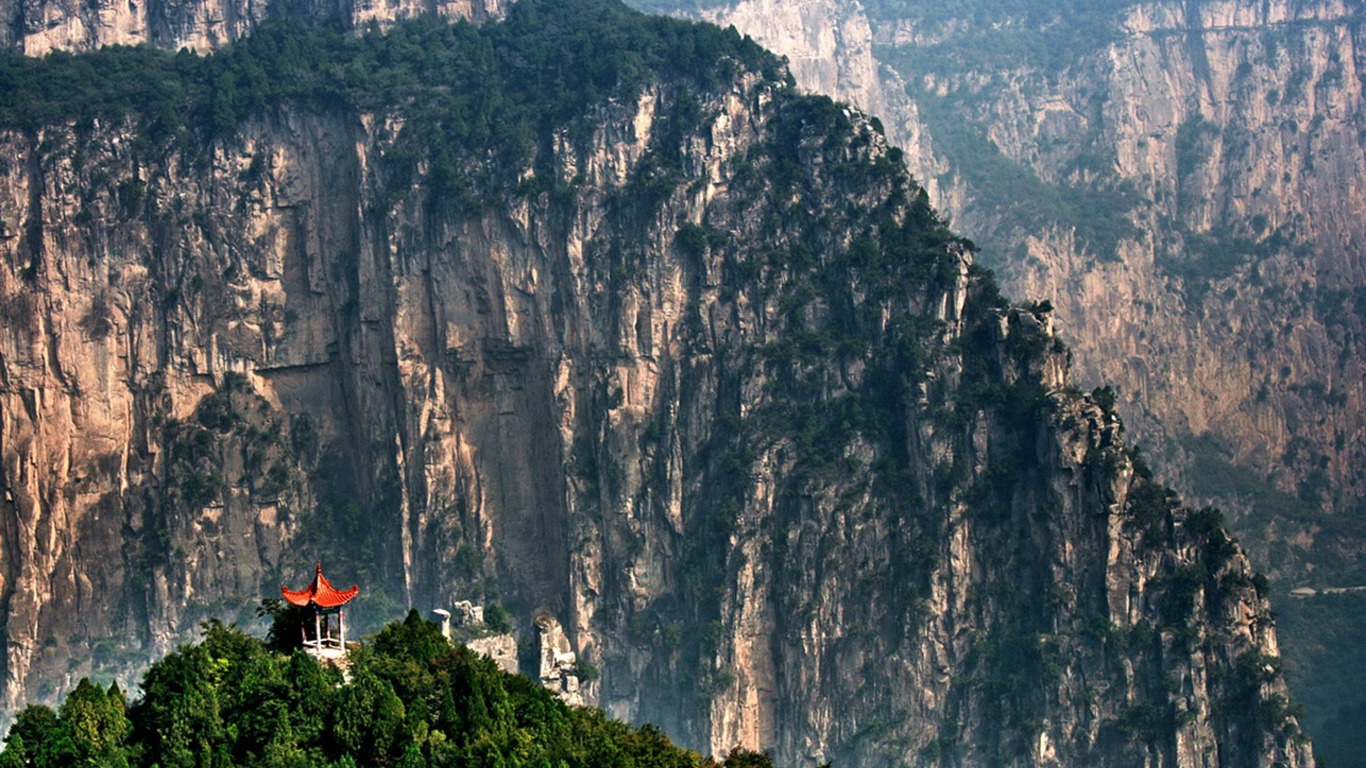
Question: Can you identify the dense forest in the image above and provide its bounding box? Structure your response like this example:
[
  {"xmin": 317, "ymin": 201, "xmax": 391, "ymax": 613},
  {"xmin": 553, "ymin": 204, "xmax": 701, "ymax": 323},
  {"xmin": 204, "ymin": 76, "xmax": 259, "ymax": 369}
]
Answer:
[{"xmin": 0, "ymin": 613, "xmax": 787, "ymax": 768}]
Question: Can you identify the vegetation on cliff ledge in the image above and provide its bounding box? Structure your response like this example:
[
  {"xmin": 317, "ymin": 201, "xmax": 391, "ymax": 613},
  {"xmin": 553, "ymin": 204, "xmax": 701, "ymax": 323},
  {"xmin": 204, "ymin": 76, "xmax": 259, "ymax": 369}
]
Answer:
[
  {"xmin": 0, "ymin": 0, "xmax": 785, "ymax": 197},
  {"xmin": 0, "ymin": 612, "xmax": 781, "ymax": 768}
]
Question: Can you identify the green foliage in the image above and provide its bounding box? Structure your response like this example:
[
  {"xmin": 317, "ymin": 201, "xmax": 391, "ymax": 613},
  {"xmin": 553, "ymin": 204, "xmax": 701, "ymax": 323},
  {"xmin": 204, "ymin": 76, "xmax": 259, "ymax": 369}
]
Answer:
[
  {"xmin": 3, "ymin": 705, "xmax": 58, "ymax": 767},
  {"xmin": 572, "ymin": 659, "xmax": 601, "ymax": 683},
  {"xmin": 675, "ymin": 222, "xmax": 710, "ymax": 260},
  {"xmin": 2, "ymin": 616, "xmax": 780, "ymax": 768},
  {"xmin": 1157, "ymin": 566, "xmax": 1204, "ymax": 625},
  {"xmin": 1090, "ymin": 385, "xmax": 1117, "ymax": 414},
  {"xmin": 257, "ymin": 597, "xmax": 314, "ymax": 654},
  {"xmin": 1217, "ymin": 652, "xmax": 1305, "ymax": 740},
  {"xmin": 1174, "ymin": 115, "xmax": 1217, "ymax": 179},
  {"xmin": 163, "ymin": 417, "xmax": 226, "ymax": 508},
  {"xmin": 371, "ymin": 609, "xmax": 453, "ymax": 666},
  {"xmin": 1111, "ymin": 702, "xmax": 1184, "ymax": 740},
  {"xmin": 1181, "ymin": 432, "xmax": 1366, "ymax": 583},
  {"xmin": 43, "ymin": 679, "xmax": 132, "ymax": 768},
  {"xmin": 628, "ymin": 0, "xmax": 743, "ymax": 13},
  {"xmin": 1125, "ymin": 479, "xmax": 1177, "ymax": 536},
  {"xmin": 0, "ymin": 684, "xmax": 132, "ymax": 768},
  {"xmin": 0, "ymin": 0, "xmax": 781, "ymax": 202},
  {"xmin": 715, "ymin": 750, "xmax": 776, "ymax": 768},
  {"xmin": 866, "ymin": 0, "xmax": 1136, "ymax": 70},
  {"xmin": 483, "ymin": 604, "xmax": 515, "ymax": 634},
  {"xmin": 863, "ymin": 2, "xmax": 1148, "ymax": 273},
  {"xmin": 1156, "ymin": 225, "xmax": 1285, "ymax": 305}
]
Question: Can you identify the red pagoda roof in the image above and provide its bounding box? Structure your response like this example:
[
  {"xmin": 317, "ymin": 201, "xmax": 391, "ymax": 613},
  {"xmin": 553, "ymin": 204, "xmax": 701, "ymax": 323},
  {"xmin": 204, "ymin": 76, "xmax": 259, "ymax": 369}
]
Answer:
[{"xmin": 282, "ymin": 563, "xmax": 359, "ymax": 609}]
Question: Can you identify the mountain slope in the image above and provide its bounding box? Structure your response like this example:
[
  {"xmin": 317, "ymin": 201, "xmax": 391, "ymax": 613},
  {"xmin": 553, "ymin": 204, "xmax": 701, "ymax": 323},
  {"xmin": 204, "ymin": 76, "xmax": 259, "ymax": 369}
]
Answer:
[
  {"xmin": 626, "ymin": 0, "xmax": 1365, "ymax": 760},
  {"xmin": 0, "ymin": 1, "xmax": 1313, "ymax": 765},
  {"xmin": 643, "ymin": 0, "xmax": 1366, "ymax": 590}
]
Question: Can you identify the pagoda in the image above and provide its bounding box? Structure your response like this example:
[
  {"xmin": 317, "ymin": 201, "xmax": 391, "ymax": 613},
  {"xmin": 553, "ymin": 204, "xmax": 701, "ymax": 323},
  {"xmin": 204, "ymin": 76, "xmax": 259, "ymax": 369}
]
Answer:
[{"xmin": 282, "ymin": 563, "xmax": 359, "ymax": 659}]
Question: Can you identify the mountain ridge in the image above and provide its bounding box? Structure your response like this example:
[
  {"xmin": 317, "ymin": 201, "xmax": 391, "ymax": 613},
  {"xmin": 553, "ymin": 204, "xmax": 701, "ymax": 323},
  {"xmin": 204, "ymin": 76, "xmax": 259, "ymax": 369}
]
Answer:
[{"xmin": 628, "ymin": 0, "xmax": 1364, "ymax": 760}]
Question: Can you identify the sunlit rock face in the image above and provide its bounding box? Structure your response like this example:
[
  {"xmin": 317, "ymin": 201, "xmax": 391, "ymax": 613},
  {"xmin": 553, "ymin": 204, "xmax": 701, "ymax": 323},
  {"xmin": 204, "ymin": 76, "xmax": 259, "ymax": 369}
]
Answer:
[{"xmin": 0, "ymin": 0, "xmax": 510, "ymax": 53}]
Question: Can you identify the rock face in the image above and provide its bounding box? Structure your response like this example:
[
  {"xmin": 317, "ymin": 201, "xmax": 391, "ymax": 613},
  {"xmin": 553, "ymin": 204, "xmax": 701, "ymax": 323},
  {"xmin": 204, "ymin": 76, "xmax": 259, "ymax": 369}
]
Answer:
[
  {"xmin": 686, "ymin": 0, "xmax": 941, "ymax": 199},
  {"xmin": 0, "ymin": 2, "xmax": 1314, "ymax": 766},
  {"xmin": 464, "ymin": 634, "xmax": 518, "ymax": 674},
  {"xmin": 0, "ymin": 0, "xmax": 509, "ymax": 53},
  {"xmin": 440, "ymin": 600, "xmax": 518, "ymax": 673},
  {"xmin": 637, "ymin": 0, "xmax": 1366, "ymax": 754},
  {"xmin": 658, "ymin": 0, "xmax": 1366, "ymax": 589},
  {"xmin": 535, "ymin": 614, "xmax": 585, "ymax": 707}
]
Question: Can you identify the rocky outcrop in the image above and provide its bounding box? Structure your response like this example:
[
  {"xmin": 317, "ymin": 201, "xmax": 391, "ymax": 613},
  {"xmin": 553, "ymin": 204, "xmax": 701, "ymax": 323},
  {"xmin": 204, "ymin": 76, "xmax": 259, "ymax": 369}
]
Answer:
[
  {"xmin": 964, "ymin": 0, "xmax": 1366, "ymax": 542},
  {"xmin": 655, "ymin": 1, "xmax": 1363, "ymax": 753},
  {"xmin": 435, "ymin": 602, "xmax": 519, "ymax": 673},
  {"xmin": 695, "ymin": 0, "xmax": 886, "ymax": 128},
  {"xmin": 535, "ymin": 613, "xmax": 586, "ymax": 707},
  {"xmin": 687, "ymin": 0, "xmax": 943, "ymax": 200},
  {"xmin": 465, "ymin": 634, "xmax": 518, "ymax": 674},
  {"xmin": 3, "ymin": 0, "xmax": 1359, "ymax": 595},
  {"xmin": 0, "ymin": 3, "xmax": 1314, "ymax": 765}
]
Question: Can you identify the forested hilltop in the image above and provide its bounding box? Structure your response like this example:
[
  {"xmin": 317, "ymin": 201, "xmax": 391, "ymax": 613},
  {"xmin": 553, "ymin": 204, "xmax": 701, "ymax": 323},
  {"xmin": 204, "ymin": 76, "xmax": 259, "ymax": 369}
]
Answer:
[{"xmin": 0, "ymin": 613, "xmax": 780, "ymax": 768}]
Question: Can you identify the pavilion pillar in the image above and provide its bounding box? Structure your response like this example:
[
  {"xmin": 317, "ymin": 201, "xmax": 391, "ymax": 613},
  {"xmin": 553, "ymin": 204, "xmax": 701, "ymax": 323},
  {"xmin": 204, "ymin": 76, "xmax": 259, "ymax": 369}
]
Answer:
[
  {"xmin": 314, "ymin": 611, "xmax": 322, "ymax": 650},
  {"xmin": 340, "ymin": 610, "xmax": 346, "ymax": 648}
]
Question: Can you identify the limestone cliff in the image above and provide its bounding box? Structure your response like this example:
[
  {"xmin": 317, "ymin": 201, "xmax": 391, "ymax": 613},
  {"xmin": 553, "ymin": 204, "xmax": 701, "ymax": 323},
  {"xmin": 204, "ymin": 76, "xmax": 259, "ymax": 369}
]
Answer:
[
  {"xmin": 0, "ymin": 0, "xmax": 509, "ymax": 53},
  {"xmin": 639, "ymin": 0, "xmax": 1365, "ymax": 756},
  {"xmin": 653, "ymin": 0, "xmax": 1366, "ymax": 590},
  {"xmin": 0, "ymin": 1, "xmax": 1314, "ymax": 765}
]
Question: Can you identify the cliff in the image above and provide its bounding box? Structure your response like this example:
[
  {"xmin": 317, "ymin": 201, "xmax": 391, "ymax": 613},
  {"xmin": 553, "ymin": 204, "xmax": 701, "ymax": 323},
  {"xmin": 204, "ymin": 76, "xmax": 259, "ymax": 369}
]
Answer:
[
  {"xmin": 897, "ymin": 0, "xmax": 1366, "ymax": 580},
  {"xmin": 0, "ymin": 0, "xmax": 509, "ymax": 53},
  {"xmin": 0, "ymin": 0, "xmax": 1313, "ymax": 765},
  {"xmin": 654, "ymin": 0, "xmax": 1366, "ymax": 588},
  {"xmin": 634, "ymin": 0, "xmax": 1365, "ymax": 758}
]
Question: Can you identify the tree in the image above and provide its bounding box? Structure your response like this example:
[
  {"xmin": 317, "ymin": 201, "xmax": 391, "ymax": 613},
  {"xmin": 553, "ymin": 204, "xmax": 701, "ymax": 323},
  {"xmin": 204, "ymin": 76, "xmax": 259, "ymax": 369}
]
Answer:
[
  {"xmin": 483, "ymin": 604, "xmax": 514, "ymax": 634},
  {"xmin": 395, "ymin": 742, "xmax": 428, "ymax": 768},
  {"xmin": 44, "ymin": 679, "xmax": 132, "ymax": 767},
  {"xmin": 132, "ymin": 643, "xmax": 227, "ymax": 768},
  {"xmin": 371, "ymin": 610, "xmax": 450, "ymax": 665},
  {"xmin": 258, "ymin": 597, "xmax": 313, "ymax": 654},
  {"xmin": 719, "ymin": 748, "xmax": 777, "ymax": 768},
  {"xmin": 333, "ymin": 667, "xmax": 406, "ymax": 763},
  {"xmin": 0, "ymin": 705, "xmax": 58, "ymax": 767}
]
